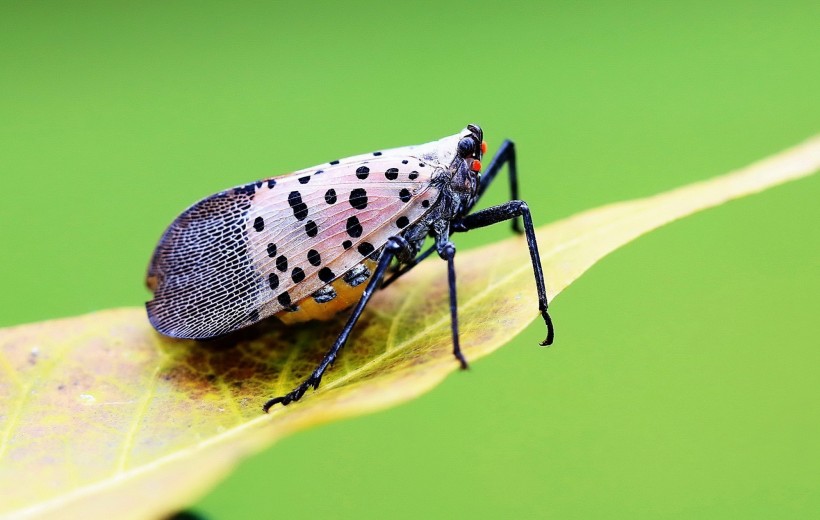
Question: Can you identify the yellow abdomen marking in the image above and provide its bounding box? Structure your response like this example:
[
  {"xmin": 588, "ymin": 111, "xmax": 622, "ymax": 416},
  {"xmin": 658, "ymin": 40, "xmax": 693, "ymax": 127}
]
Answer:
[{"xmin": 276, "ymin": 260, "xmax": 377, "ymax": 325}]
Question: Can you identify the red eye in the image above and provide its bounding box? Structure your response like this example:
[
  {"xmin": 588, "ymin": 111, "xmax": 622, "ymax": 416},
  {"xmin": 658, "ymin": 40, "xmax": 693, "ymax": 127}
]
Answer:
[{"xmin": 471, "ymin": 160, "xmax": 482, "ymax": 172}]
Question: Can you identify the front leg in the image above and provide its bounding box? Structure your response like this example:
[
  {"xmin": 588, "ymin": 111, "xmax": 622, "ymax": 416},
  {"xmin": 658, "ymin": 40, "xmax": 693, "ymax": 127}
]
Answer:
[{"xmin": 453, "ymin": 200, "xmax": 555, "ymax": 346}]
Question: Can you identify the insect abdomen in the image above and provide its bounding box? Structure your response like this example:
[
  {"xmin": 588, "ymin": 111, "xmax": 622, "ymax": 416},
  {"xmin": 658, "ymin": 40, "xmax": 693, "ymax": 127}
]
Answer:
[{"xmin": 276, "ymin": 260, "xmax": 377, "ymax": 325}]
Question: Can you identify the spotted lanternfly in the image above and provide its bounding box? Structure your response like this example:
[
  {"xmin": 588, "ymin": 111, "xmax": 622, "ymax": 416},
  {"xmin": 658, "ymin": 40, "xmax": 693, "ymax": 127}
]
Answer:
[{"xmin": 146, "ymin": 124, "xmax": 555, "ymax": 411}]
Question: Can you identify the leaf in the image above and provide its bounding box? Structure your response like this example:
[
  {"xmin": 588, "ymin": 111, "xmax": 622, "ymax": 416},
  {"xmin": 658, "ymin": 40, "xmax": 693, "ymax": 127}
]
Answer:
[{"xmin": 1, "ymin": 136, "xmax": 819, "ymax": 520}]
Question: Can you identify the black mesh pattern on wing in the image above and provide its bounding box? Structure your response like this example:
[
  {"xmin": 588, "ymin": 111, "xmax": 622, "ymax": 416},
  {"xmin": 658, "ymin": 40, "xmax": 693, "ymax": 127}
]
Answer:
[{"xmin": 146, "ymin": 190, "xmax": 260, "ymax": 339}]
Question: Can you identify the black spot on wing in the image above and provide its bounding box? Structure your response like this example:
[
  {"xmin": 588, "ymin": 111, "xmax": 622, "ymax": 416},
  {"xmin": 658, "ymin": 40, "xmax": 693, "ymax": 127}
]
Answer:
[
  {"xmin": 288, "ymin": 191, "xmax": 309, "ymax": 221},
  {"xmin": 305, "ymin": 220, "xmax": 318, "ymax": 237},
  {"xmin": 349, "ymin": 188, "xmax": 368, "ymax": 210},
  {"xmin": 357, "ymin": 242, "xmax": 375, "ymax": 257},
  {"xmin": 318, "ymin": 267, "xmax": 335, "ymax": 283},
  {"xmin": 233, "ymin": 183, "xmax": 257, "ymax": 196},
  {"xmin": 346, "ymin": 216, "xmax": 363, "ymax": 238},
  {"xmin": 253, "ymin": 216, "xmax": 264, "ymax": 231}
]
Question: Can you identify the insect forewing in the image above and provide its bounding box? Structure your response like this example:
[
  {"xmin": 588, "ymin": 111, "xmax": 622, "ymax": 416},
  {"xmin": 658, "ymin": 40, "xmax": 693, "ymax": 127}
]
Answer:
[{"xmin": 146, "ymin": 156, "xmax": 441, "ymax": 339}]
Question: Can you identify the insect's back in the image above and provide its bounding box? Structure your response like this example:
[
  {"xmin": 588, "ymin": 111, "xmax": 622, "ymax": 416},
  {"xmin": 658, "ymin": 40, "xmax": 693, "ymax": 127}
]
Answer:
[{"xmin": 146, "ymin": 156, "xmax": 441, "ymax": 339}]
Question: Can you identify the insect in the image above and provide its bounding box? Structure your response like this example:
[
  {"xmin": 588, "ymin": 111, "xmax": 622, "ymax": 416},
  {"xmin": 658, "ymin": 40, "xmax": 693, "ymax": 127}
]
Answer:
[{"xmin": 146, "ymin": 124, "xmax": 555, "ymax": 411}]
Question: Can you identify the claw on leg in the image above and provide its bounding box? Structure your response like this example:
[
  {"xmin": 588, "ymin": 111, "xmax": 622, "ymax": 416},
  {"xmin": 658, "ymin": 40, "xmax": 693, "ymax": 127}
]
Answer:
[
  {"xmin": 540, "ymin": 309, "xmax": 555, "ymax": 346},
  {"xmin": 455, "ymin": 352, "xmax": 469, "ymax": 370},
  {"xmin": 263, "ymin": 377, "xmax": 315, "ymax": 412},
  {"xmin": 454, "ymin": 200, "xmax": 556, "ymax": 350},
  {"xmin": 263, "ymin": 383, "xmax": 304, "ymax": 412}
]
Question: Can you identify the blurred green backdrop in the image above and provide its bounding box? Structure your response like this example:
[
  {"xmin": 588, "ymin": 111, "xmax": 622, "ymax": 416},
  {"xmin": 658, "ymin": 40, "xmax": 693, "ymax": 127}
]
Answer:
[{"xmin": 2, "ymin": 1, "xmax": 819, "ymax": 518}]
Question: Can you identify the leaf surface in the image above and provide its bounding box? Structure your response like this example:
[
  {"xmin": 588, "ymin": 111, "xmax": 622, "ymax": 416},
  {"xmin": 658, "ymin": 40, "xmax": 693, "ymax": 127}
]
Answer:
[{"xmin": 1, "ymin": 136, "xmax": 819, "ymax": 520}]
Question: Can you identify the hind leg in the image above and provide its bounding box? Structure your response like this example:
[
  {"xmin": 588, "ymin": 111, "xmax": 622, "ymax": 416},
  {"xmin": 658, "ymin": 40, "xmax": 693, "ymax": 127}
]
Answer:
[{"xmin": 263, "ymin": 236, "xmax": 412, "ymax": 411}]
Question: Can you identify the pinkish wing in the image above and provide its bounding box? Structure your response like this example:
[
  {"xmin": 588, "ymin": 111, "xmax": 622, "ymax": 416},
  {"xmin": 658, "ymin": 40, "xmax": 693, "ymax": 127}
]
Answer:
[{"xmin": 146, "ymin": 156, "xmax": 440, "ymax": 339}]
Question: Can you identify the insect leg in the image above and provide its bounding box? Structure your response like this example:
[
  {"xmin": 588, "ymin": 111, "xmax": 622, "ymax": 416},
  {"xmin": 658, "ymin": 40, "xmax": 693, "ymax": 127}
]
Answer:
[
  {"xmin": 437, "ymin": 240, "xmax": 468, "ymax": 369},
  {"xmin": 263, "ymin": 236, "xmax": 410, "ymax": 412},
  {"xmin": 385, "ymin": 140, "xmax": 524, "ymax": 289},
  {"xmin": 452, "ymin": 200, "xmax": 555, "ymax": 346},
  {"xmin": 477, "ymin": 140, "xmax": 523, "ymax": 233}
]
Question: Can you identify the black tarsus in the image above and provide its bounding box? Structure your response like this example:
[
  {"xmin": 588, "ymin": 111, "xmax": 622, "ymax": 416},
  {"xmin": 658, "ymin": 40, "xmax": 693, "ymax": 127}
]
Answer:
[
  {"xmin": 263, "ymin": 236, "xmax": 410, "ymax": 412},
  {"xmin": 165, "ymin": 511, "xmax": 210, "ymax": 520},
  {"xmin": 453, "ymin": 200, "xmax": 554, "ymax": 346}
]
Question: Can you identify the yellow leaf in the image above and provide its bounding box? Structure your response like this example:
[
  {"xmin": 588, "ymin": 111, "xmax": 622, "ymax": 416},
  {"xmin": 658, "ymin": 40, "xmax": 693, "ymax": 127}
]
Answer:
[{"xmin": 1, "ymin": 136, "xmax": 819, "ymax": 520}]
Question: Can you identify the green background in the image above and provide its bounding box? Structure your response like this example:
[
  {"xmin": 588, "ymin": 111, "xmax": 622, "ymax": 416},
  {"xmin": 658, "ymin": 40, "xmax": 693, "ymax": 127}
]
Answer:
[{"xmin": 2, "ymin": 1, "xmax": 819, "ymax": 518}]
